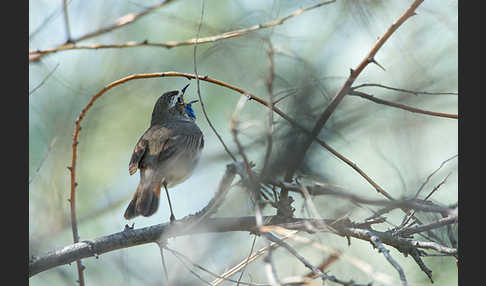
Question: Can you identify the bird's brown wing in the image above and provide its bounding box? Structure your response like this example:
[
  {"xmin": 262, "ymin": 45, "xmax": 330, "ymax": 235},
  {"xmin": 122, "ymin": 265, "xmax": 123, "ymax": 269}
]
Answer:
[
  {"xmin": 128, "ymin": 125, "xmax": 174, "ymax": 175},
  {"xmin": 128, "ymin": 138, "xmax": 147, "ymax": 175}
]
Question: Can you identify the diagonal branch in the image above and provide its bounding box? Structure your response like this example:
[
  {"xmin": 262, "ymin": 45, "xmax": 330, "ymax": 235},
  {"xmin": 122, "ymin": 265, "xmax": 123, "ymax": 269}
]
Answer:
[
  {"xmin": 370, "ymin": 236, "xmax": 408, "ymax": 286},
  {"xmin": 283, "ymin": 0, "xmax": 425, "ymax": 190}
]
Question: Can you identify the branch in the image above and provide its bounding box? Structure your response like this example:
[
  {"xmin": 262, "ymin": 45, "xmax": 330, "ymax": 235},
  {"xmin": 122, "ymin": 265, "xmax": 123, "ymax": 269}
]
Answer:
[
  {"xmin": 397, "ymin": 214, "xmax": 458, "ymax": 237},
  {"xmin": 370, "ymin": 236, "xmax": 407, "ymax": 286},
  {"xmin": 348, "ymin": 90, "xmax": 458, "ymax": 119},
  {"xmin": 269, "ymin": 180, "xmax": 456, "ymax": 215},
  {"xmin": 211, "ymin": 241, "xmax": 279, "ymax": 285},
  {"xmin": 29, "ymin": 62, "xmax": 60, "ymax": 96},
  {"xmin": 352, "ymin": 83, "xmax": 458, "ymax": 96},
  {"xmin": 62, "ymin": 0, "xmax": 72, "ymax": 43},
  {"xmin": 29, "ymin": 1, "xmax": 336, "ymax": 61},
  {"xmin": 29, "ymin": 214, "xmax": 457, "ymax": 278},
  {"xmin": 29, "ymin": 0, "xmax": 177, "ymax": 62},
  {"xmin": 283, "ymin": 0, "xmax": 425, "ymax": 188}
]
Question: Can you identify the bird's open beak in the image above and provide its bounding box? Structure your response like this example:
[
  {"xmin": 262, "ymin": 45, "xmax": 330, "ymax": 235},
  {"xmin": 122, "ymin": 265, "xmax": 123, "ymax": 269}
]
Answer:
[{"xmin": 181, "ymin": 83, "xmax": 190, "ymax": 95}]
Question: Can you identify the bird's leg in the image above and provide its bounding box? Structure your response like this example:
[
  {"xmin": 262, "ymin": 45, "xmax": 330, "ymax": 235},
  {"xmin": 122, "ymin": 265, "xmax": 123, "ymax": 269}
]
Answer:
[{"xmin": 163, "ymin": 182, "xmax": 176, "ymax": 223}]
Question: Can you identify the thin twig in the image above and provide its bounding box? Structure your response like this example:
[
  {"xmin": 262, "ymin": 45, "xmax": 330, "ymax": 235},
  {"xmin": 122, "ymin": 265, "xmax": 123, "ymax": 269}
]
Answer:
[
  {"xmin": 165, "ymin": 247, "xmax": 214, "ymax": 286},
  {"xmin": 30, "ymin": 1, "xmax": 71, "ymax": 41},
  {"xmin": 414, "ymin": 154, "xmax": 458, "ymax": 199},
  {"xmin": 29, "ymin": 0, "xmax": 336, "ymax": 61},
  {"xmin": 62, "ymin": 0, "xmax": 72, "ymax": 42},
  {"xmin": 398, "ymin": 213, "xmax": 458, "ymax": 237},
  {"xmin": 268, "ymin": 226, "xmax": 397, "ymax": 285},
  {"xmin": 29, "ymin": 63, "xmax": 60, "ymax": 96},
  {"xmin": 260, "ymin": 40, "xmax": 276, "ymax": 181},
  {"xmin": 303, "ymin": 254, "xmax": 340, "ymax": 278},
  {"xmin": 165, "ymin": 247, "xmax": 267, "ymax": 286},
  {"xmin": 231, "ymin": 96, "xmax": 256, "ymax": 183},
  {"xmin": 261, "ymin": 231, "xmax": 370, "ymax": 286},
  {"xmin": 408, "ymin": 248, "xmax": 433, "ymax": 282},
  {"xmin": 348, "ymin": 90, "xmax": 457, "ymax": 119},
  {"xmin": 29, "ymin": 137, "xmax": 57, "ymax": 184},
  {"xmin": 400, "ymin": 163, "xmax": 456, "ymax": 232},
  {"xmin": 352, "ymin": 83, "xmax": 458, "ymax": 96},
  {"xmin": 211, "ymin": 241, "xmax": 281, "ymax": 285},
  {"xmin": 237, "ymin": 235, "xmax": 258, "ymax": 286},
  {"xmin": 158, "ymin": 243, "xmax": 170, "ymax": 285},
  {"xmin": 370, "ymin": 236, "xmax": 408, "ymax": 286},
  {"xmin": 193, "ymin": 0, "xmax": 237, "ymax": 162}
]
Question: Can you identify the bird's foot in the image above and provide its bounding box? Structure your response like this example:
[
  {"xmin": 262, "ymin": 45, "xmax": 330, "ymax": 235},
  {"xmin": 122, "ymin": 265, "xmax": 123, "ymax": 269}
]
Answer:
[{"xmin": 169, "ymin": 214, "xmax": 176, "ymax": 223}]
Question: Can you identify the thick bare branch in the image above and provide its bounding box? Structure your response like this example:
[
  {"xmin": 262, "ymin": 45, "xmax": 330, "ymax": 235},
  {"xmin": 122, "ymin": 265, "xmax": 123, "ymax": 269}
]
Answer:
[{"xmin": 29, "ymin": 213, "xmax": 457, "ymax": 278}]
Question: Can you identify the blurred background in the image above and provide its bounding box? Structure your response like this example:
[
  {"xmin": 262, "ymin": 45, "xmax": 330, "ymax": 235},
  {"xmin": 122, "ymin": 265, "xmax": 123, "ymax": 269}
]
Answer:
[{"xmin": 29, "ymin": 0, "xmax": 457, "ymax": 285}]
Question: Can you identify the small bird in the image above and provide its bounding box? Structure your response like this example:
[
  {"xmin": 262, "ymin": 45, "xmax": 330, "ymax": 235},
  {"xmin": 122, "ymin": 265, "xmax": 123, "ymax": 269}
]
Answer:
[{"xmin": 124, "ymin": 85, "xmax": 204, "ymax": 222}]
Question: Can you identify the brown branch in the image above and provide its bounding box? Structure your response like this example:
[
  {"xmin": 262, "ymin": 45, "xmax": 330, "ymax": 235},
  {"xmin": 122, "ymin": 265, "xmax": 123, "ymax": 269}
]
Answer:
[
  {"xmin": 352, "ymin": 83, "xmax": 458, "ymax": 96},
  {"xmin": 414, "ymin": 154, "xmax": 458, "ymax": 199},
  {"xmin": 348, "ymin": 90, "xmax": 458, "ymax": 119},
  {"xmin": 29, "ymin": 0, "xmax": 176, "ymax": 62},
  {"xmin": 283, "ymin": 0, "xmax": 425, "ymax": 190},
  {"xmin": 260, "ymin": 39, "xmax": 276, "ymax": 181},
  {"xmin": 398, "ymin": 213, "xmax": 458, "ymax": 237},
  {"xmin": 303, "ymin": 254, "xmax": 340, "ymax": 278},
  {"xmin": 400, "ymin": 167, "xmax": 455, "ymax": 233},
  {"xmin": 29, "ymin": 0, "xmax": 336, "ymax": 61},
  {"xmin": 62, "ymin": 0, "xmax": 72, "ymax": 43},
  {"xmin": 231, "ymin": 97, "xmax": 258, "ymax": 188}
]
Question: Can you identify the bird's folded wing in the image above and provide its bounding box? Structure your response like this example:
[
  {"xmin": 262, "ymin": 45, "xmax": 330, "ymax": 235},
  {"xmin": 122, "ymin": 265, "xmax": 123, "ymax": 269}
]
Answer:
[{"xmin": 128, "ymin": 125, "xmax": 173, "ymax": 175}]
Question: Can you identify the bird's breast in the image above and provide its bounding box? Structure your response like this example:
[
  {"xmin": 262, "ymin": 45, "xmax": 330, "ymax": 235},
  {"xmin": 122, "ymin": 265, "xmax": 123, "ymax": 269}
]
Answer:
[{"xmin": 163, "ymin": 148, "xmax": 202, "ymax": 188}]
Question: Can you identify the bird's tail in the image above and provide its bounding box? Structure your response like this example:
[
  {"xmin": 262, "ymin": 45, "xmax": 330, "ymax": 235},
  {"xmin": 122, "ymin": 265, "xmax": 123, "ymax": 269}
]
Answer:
[{"xmin": 124, "ymin": 181, "xmax": 161, "ymax": 219}]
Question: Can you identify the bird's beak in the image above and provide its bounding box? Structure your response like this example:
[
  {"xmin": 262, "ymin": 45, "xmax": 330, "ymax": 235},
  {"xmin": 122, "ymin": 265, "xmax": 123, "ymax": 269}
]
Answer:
[
  {"xmin": 181, "ymin": 83, "xmax": 190, "ymax": 95},
  {"xmin": 188, "ymin": 100, "xmax": 199, "ymax": 105}
]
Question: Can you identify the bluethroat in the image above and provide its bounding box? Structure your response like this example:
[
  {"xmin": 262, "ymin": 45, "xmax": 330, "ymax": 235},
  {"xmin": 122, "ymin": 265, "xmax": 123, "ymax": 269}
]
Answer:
[{"xmin": 124, "ymin": 84, "xmax": 204, "ymax": 222}]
